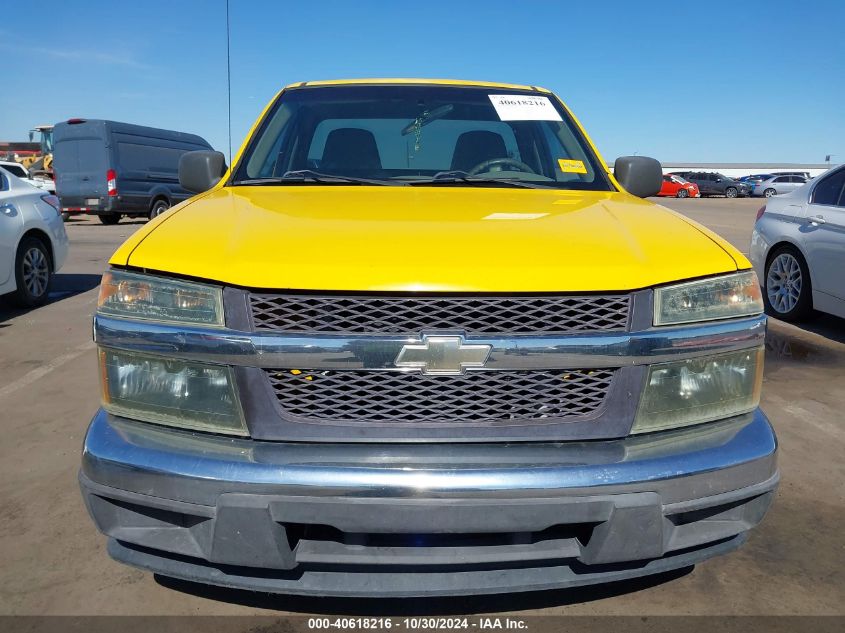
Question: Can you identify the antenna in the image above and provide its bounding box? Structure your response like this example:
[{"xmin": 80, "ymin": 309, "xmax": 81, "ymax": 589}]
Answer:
[{"xmin": 226, "ymin": 0, "xmax": 232, "ymax": 164}]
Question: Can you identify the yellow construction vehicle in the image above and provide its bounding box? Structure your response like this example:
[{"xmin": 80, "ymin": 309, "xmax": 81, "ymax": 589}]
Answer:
[{"xmin": 22, "ymin": 125, "xmax": 55, "ymax": 178}]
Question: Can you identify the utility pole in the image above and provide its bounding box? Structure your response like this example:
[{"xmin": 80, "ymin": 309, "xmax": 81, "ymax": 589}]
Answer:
[{"xmin": 226, "ymin": 0, "xmax": 232, "ymax": 165}]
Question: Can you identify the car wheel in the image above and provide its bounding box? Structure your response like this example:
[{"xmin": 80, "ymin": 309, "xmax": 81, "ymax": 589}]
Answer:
[
  {"xmin": 98, "ymin": 214, "xmax": 121, "ymax": 225},
  {"xmin": 764, "ymin": 188, "xmax": 776, "ymax": 198},
  {"xmin": 10, "ymin": 237, "xmax": 52, "ymax": 308},
  {"xmin": 725, "ymin": 187, "xmax": 738, "ymax": 198},
  {"xmin": 676, "ymin": 189, "xmax": 689, "ymax": 198},
  {"xmin": 764, "ymin": 246, "xmax": 813, "ymax": 321},
  {"xmin": 149, "ymin": 198, "xmax": 170, "ymax": 219}
]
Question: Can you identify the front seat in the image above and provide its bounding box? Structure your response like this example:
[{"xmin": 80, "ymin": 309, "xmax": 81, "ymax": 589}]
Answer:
[
  {"xmin": 320, "ymin": 128, "xmax": 382, "ymax": 173},
  {"xmin": 450, "ymin": 130, "xmax": 508, "ymax": 172}
]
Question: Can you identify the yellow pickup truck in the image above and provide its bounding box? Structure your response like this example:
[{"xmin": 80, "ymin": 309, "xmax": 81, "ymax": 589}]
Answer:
[{"xmin": 80, "ymin": 79, "xmax": 777, "ymax": 597}]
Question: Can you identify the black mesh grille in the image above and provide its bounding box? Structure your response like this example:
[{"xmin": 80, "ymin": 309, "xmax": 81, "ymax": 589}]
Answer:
[
  {"xmin": 249, "ymin": 294, "xmax": 630, "ymax": 335},
  {"xmin": 265, "ymin": 369, "xmax": 616, "ymax": 425}
]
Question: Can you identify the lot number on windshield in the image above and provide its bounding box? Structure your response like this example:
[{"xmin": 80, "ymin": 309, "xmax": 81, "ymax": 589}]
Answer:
[{"xmin": 489, "ymin": 94, "xmax": 563, "ymax": 121}]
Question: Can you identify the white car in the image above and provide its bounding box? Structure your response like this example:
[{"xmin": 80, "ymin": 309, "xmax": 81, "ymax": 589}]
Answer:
[
  {"xmin": 0, "ymin": 167, "xmax": 69, "ymax": 307},
  {"xmin": 0, "ymin": 160, "xmax": 56, "ymax": 194},
  {"xmin": 750, "ymin": 174, "xmax": 808, "ymax": 198},
  {"xmin": 750, "ymin": 164, "xmax": 845, "ymax": 321}
]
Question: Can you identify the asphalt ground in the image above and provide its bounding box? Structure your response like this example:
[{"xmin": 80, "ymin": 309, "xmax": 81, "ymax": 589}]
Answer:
[{"xmin": 0, "ymin": 197, "xmax": 842, "ymax": 620}]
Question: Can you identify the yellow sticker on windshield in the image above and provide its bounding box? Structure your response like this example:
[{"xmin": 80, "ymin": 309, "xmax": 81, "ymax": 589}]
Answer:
[{"xmin": 558, "ymin": 159, "xmax": 587, "ymax": 174}]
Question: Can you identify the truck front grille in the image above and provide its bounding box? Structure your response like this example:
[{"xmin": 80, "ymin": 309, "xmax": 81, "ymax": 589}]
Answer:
[
  {"xmin": 264, "ymin": 368, "xmax": 616, "ymax": 425},
  {"xmin": 249, "ymin": 294, "xmax": 631, "ymax": 335}
]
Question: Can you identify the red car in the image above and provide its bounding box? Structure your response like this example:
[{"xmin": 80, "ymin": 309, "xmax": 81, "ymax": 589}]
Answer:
[{"xmin": 659, "ymin": 174, "xmax": 700, "ymax": 198}]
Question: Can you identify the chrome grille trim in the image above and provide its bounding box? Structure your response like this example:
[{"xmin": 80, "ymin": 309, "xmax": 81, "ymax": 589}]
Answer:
[
  {"xmin": 249, "ymin": 293, "xmax": 631, "ymax": 335},
  {"xmin": 264, "ymin": 368, "xmax": 616, "ymax": 426},
  {"xmin": 93, "ymin": 314, "xmax": 767, "ymax": 370}
]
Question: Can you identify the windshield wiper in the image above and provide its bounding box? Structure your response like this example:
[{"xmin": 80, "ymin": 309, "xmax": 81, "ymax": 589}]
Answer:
[
  {"xmin": 232, "ymin": 170, "xmax": 404, "ymax": 186},
  {"xmin": 408, "ymin": 171, "xmax": 555, "ymax": 189}
]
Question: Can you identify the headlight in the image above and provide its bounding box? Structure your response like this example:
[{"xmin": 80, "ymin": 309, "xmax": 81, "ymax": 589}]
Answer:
[
  {"xmin": 99, "ymin": 348, "xmax": 247, "ymax": 436},
  {"xmin": 97, "ymin": 270, "xmax": 224, "ymax": 326},
  {"xmin": 654, "ymin": 271, "xmax": 763, "ymax": 326},
  {"xmin": 632, "ymin": 347, "xmax": 763, "ymax": 434}
]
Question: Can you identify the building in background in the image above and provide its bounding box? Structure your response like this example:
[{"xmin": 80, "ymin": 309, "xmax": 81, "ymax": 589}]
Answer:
[{"xmin": 656, "ymin": 163, "xmax": 834, "ymax": 178}]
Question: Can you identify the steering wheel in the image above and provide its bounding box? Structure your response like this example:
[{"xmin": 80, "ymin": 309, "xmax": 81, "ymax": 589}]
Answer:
[{"xmin": 468, "ymin": 157, "xmax": 536, "ymax": 176}]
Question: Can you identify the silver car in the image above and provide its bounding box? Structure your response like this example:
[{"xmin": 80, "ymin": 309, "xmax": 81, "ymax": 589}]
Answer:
[
  {"xmin": 0, "ymin": 167, "xmax": 69, "ymax": 306},
  {"xmin": 751, "ymin": 174, "xmax": 808, "ymax": 198},
  {"xmin": 749, "ymin": 165, "xmax": 845, "ymax": 320}
]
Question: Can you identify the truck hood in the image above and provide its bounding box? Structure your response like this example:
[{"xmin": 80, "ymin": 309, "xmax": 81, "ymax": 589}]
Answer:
[{"xmin": 113, "ymin": 186, "xmax": 745, "ymax": 292}]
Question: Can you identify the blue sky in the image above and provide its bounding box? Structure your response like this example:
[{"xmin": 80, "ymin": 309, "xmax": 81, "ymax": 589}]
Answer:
[{"xmin": 3, "ymin": 0, "xmax": 843, "ymax": 163}]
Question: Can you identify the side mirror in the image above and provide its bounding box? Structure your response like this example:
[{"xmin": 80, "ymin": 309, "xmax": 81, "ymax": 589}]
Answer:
[
  {"xmin": 716, "ymin": 178, "xmax": 723, "ymax": 183},
  {"xmin": 179, "ymin": 150, "xmax": 227, "ymax": 193},
  {"xmin": 613, "ymin": 156, "xmax": 662, "ymax": 198}
]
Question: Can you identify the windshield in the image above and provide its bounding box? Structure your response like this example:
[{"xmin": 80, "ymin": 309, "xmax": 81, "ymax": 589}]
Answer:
[
  {"xmin": 232, "ymin": 85, "xmax": 612, "ymax": 190},
  {"xmin": 42, "ymin": 130, "xmax": 53, "ymax": 154}
]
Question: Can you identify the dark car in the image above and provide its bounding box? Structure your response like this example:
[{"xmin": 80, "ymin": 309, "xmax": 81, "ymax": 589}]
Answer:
[
  {"xmin": 670, "ymin": 172, "xmax": 750, "ymax": 198},
  {"xmin": 53, "ymin": 119, "xmax": 214, "ymax": 224},
  {"xmin": 738, "ymin": 174, "xmax": 774, "ymax": 185}
]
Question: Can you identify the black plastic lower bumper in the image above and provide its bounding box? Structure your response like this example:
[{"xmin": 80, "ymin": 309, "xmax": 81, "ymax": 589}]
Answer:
[
  {"xmin": 108, "ymin": 533, "xmax": 749, "ymax": 598},
  {"xmin": 79, "ymin": 409, "xmax": 778, "ymax": 597}
]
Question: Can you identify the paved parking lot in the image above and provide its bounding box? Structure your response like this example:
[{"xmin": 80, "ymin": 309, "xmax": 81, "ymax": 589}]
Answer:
[{"xmin": 0, "ymin": 198, "xmax": 843, "ymax": 617}]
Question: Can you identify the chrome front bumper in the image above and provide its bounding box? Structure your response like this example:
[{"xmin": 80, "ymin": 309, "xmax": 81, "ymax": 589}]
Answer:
[{"xmin": 80, "ymin": 408, "xmax": 778, "ymax": 596}]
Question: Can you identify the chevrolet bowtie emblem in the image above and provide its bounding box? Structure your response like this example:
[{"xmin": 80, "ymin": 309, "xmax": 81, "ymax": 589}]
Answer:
[{"xmin": 394, "ymin": 336, "xmax": 492, "ymax": 375}]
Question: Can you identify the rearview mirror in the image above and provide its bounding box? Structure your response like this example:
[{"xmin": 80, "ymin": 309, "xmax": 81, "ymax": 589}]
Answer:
[
  {"xmin": 613, "ymin": 156, "xmax": 662, "ymax": 198},
  {"xmin": 179, "ymin": 150, "xmax": 227, "ymax": 193}
]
